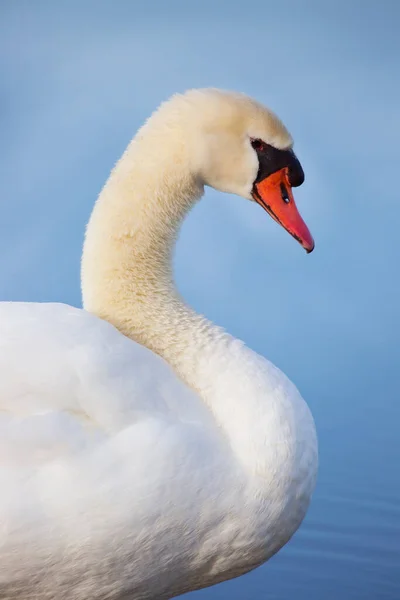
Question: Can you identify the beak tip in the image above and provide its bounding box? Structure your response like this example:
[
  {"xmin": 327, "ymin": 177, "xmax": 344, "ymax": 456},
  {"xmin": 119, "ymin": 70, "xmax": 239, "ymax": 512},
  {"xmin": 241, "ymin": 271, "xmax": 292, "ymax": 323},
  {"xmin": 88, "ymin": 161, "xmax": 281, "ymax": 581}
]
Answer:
[{"xmin": 305, "ymin": 240, "xmax": 315, "ymax": 254}]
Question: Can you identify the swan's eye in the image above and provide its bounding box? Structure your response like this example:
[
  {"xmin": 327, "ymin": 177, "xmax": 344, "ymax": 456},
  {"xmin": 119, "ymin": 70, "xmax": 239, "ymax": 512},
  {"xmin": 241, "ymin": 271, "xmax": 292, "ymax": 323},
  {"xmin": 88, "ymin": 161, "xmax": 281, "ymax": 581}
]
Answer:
[{"xmin": 251, "ymin": 139, "xmax": 266, "ymax": 152}]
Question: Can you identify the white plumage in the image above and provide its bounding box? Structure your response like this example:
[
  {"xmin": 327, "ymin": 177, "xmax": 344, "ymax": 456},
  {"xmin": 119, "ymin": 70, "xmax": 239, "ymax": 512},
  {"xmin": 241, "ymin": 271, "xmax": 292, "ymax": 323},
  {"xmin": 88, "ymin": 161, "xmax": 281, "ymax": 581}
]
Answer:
[{"xmin": 0, "ymin": 90, "xmax": 318, "ymax": 599}]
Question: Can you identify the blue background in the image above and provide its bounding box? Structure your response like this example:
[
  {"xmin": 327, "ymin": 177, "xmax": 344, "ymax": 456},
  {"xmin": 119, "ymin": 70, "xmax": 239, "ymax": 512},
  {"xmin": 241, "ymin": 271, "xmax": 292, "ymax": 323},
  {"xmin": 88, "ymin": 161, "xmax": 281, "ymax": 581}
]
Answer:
[{"xmin": 1, "ymin": 1, "xmax": 399, "ymax": 598}]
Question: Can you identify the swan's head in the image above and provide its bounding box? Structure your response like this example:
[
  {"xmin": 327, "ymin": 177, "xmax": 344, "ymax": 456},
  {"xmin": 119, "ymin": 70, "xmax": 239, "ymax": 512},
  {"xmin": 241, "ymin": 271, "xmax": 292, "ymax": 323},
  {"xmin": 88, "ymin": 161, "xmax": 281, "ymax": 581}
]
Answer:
[{"xmin": 167, "ymin": 89, "xmax": 314, "ymax": 252}]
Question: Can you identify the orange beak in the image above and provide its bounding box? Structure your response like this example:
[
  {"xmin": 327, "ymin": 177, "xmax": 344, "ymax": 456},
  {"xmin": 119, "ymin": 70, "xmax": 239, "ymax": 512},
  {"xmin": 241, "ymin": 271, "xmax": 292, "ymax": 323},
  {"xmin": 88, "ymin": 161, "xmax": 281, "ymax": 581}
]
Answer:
[{"xmin": 252, "ymin": 167, "xmax": 315, "ymax": 253}]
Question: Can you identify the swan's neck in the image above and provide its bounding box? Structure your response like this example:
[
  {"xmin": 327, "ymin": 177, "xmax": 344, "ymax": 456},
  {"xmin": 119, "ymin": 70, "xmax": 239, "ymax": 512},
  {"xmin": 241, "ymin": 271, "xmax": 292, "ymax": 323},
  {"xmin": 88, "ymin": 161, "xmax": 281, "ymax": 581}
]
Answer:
[
  {"xmin": 81, "ymin": 115, "xmax": 316, "ymax": 495},
  {"xmin": 82, "ymin": 127, "xmax": 226, "ymax": 391}
]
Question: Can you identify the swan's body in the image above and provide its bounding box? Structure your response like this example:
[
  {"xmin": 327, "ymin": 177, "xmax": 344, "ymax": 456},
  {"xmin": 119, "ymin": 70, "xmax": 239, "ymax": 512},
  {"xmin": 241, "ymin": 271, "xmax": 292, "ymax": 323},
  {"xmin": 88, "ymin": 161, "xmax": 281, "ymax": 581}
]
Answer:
[{"xmin": 0, "ymin": 90, "xmax": 318, "ymax": 599}]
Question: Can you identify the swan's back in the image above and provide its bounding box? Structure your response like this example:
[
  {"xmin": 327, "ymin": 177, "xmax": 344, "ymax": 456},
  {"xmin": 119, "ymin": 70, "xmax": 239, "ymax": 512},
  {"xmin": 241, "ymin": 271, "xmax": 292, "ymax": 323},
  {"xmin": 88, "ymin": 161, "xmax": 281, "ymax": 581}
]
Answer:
[
  {"xmin": 0, "ymin": 302, "xmax": 214, "ymax": 462},
  {"xmin": 0, "ymin": 303, "xmax": 244, "ymax": 599}
]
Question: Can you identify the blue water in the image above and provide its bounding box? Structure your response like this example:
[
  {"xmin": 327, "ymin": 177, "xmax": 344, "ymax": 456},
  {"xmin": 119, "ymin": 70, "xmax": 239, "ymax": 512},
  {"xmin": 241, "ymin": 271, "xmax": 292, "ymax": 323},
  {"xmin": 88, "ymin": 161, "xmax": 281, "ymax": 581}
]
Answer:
[{"xmin": 1, "ymin": 1, "xmax": 399, "ymax": 598}]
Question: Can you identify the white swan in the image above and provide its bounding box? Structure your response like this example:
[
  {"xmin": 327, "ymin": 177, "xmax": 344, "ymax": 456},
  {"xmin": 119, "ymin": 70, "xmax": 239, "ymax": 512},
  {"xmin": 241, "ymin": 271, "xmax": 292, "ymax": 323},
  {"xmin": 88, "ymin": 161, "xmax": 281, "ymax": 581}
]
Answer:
[{"xmin": 0, "ymin": 89, "xmax": 318, "ymax": 600}]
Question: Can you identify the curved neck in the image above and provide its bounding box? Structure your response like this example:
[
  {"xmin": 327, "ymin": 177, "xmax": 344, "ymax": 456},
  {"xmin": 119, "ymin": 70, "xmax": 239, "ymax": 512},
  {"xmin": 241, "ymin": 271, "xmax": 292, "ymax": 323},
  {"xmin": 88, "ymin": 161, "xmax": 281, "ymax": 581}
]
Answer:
[
  {"xmin": 81, "ymin": 131, "xmax": 226, "ymax": 390},
  {"xmin": 80, "ymin": 118, "xmax": 314, "ymax": 485}
]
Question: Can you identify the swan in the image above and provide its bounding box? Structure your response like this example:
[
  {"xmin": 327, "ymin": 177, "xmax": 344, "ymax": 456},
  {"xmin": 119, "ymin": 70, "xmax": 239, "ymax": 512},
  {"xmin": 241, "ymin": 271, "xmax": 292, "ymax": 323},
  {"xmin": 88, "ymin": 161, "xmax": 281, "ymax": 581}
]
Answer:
[{"xmin": 0, "ymin": 89, "xmax": 318, "ymax": 600}]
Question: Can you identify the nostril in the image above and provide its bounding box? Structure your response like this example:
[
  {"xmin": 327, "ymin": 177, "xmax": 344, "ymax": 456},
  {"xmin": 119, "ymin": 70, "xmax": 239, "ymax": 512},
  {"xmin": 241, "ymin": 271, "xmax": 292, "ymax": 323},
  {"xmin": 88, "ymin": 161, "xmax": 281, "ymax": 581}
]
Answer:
[{"xmin": 280, "ymin": 183, "xmax": 290, "ymax": 203}]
